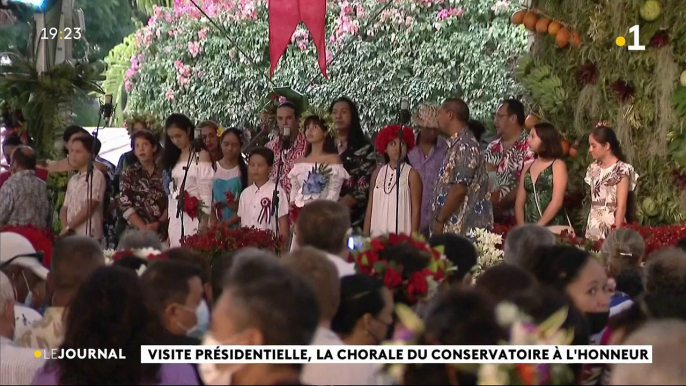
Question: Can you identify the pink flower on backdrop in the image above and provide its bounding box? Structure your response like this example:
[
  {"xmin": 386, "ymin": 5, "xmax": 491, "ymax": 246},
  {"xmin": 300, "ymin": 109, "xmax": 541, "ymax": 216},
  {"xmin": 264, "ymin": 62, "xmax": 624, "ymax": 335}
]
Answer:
[
  {"xmin": 174, "ymin": 60, "xmax": 184, "ymax": 70},
  {"xmin": 125, "ymin": 80, "xmax": 132, "ymax": 91},
  {"xmin": 166, "ymin": 89, "xmax": 175, "ymax": 101},
  {"xmin": 326, "ymin": 49, "xmax": 333, "ymax": 64},
  {"xmin": 156, "ymin": 29, "xmax": 161, "ymax": 38},
  {"xmin": 355, "ymin": 4, "xmax": 366, "ymax": 17},
  {"xmin": 198, "ymin": 27, "xmax": 210, "ymax": 40},
  {"xmin": 188, "ymin": 41, "xmax": 202, "ymax": 58},
  {"xmin": 165, "ymin": 47, "xmax": 171, "ymax": 54}
]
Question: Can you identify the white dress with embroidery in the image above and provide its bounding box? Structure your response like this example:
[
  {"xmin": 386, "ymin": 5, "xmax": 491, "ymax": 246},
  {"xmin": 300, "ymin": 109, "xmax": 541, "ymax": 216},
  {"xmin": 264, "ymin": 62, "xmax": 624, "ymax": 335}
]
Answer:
[
  {"xmin": 370, "ymin": 164, "xmax": 413, "ymax": 237},
  {"xmin": 288, "ymin": 163, "xmax": 349, "ymax": 251},
  {"xmin": 168, "ymin": 158, "xmax": 214, "ymax": 247}
]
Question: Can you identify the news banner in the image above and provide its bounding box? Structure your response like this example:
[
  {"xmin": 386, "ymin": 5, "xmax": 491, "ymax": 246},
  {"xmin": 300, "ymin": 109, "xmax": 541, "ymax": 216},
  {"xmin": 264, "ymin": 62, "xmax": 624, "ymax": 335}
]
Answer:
[{"xmin": 140, "ymin": 345, "xmax": 652, "ymax": 364}]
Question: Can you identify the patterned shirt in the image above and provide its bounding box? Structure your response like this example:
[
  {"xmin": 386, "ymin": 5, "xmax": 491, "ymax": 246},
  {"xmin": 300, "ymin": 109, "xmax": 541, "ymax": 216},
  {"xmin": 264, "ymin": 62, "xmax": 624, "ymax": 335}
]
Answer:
[
  {"xmin": 119, "ymin": 163, "xmax": 168, "ymax": 236},
  {"xmin": 339, "ymin": 140, "xmax": 376, "ymax": 228},
  {"xmin": 266, "ymin": 133, "xmax": 307, "ymax": 200},
  {"xmin": 0, "ymin": 170, "xmax": 50, "ymax": 227},
  {"xmin": 431, "ymin": 129, "xmax": 492, "ymax": 235},
  {"xmin": 484, "ymin": 130, "xmax": 534, "ymax": 196},
  {"xmin": 15, "ymin": 307, "xmax": 65, "ymax": 350},
  {"xmin": 408, "ymin": 140, "xmax": 447, "ymax": 234},
  {"xmin": 64, "ymin": 169, "xmax": 106, "ymax": 239}
]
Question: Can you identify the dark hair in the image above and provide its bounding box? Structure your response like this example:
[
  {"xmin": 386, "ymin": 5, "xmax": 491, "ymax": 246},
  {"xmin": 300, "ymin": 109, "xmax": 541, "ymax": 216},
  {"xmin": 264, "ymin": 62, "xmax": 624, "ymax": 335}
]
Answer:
[
  {"xmin": 162, "ymin": 113, "xmax": 195, "ymax": 171},
  {"xmin": 331, "ymin": 274, "xmax": 385, "ymax": 335},
  {"xmin": 614, "ymin": 267, "xmax": 644, "ymax": 298},
  {"xmin": 55, "ymin": 266, "xmax": 162, "ymax": 385},
  {"xmin": 509, "ymin": 286, "xmax": 590, "ymax": 383},
  {"xmin": 467, "ymin": 119, "xmax": 485, "ymax": 142},
  {"xmin": 329, "ymin": 97, "xmax": 369, "ymax": 150},
  {"xmin": 532, "ymin": 122, "xmax": 564, "ymax": 159},
  {"xmin": 442, "ymin": 98, "xmax": 470, "ymax": 123},
  {"xmin": 296, "ymin": 200, "xmax": 351, "ymax": 255},
  {"xmin": 224, "ymin": 254, "xmax": 319, "ymax": 350},
  {"xmin": 678, "ymin": 237, "xmax": 686, "ymax": 252},
  {"xmin": 211, "ymin": 252, "xmax": 236, "ymax": 301},
  {"xmin": 403, "ymin": 289, "xmax": 504, "ymax": 385},
  {"xmin": 501, "ymin": 99, "xmax": 526, "ymax": 126},
  {"xmin": 304, "ymin": 115, "xmax": 337, "ymax": 156},
  {"xmin": 197, "ymin": 120, "xmax": 220, "ymax": 132},
  {"xmin": 644, "ymin": 248, "xmax": 686, "ymax": 296},
  {"xmin": 282, "ymin": 247, "xmax": 340, "ymax": 320},
  {"xmin": 71, "ymin": 136, "xmax": 95, "ymax": 156},
  {"xmin": 2, "ymin": 134, "xmax": 22, "ymax": 148},
  {"xmin": 530, "ymin": 246, "xmax": 593, "ymax": 292},
  {"xmin": 112, "ymin": 255, "xmax": 149, "ymax": 272},
  {"xmin": 475, "ymin": 264, "xmax": 537, "ymax": 303},
  {"xmin": 166, "ymin": 247, "xmax": 210, "ymax": 285},
  {"xmin": 131, "ymin": 130, "xmax": 160, "ymax": 158},
  {"xmin": 62, "ymin": 125, "xmax": 89, "ymax": 147},
  {"xmin": 117, "ymin": 229, "xmax": 163, "ymax": 251},
  {"xmin": 11, "ymin": 146, "xmax": 36, "ymax": 170},
  {"xmin": 140, "ymin": 260, "xmax": 203, "ymax": 319},
  {"xmin": 220, "ymin": 128, "xmax": 249, "ymax": 190},
  {"xmin": 248, "ymin": 147, "xmax": 275, "ymax": 167},
  {"xmin": 429, "ymin": 234, "xmax": 477, "ymax": 284},
  {"xmin": 51, "ymin": 236, "xmax": 104, "ymax": 291},
  {"xmin": 277, "ymin": 101, "xmax": 299, "ymax": 118},
  {"xmin": 609, "ymin": 293, "xmax": 686, "ymax": 344}
]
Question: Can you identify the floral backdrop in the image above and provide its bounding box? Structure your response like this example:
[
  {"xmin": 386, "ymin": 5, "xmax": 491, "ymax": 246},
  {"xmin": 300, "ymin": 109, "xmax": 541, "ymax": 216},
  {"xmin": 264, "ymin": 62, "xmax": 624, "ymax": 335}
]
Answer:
[{"xmin": 109, "ymin": 0, "xmax": 527, "ymax": 131}]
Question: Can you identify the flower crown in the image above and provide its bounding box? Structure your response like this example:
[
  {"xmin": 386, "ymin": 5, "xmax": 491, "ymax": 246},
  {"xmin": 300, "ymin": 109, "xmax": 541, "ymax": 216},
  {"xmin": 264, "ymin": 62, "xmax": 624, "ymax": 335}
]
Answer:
[
  {"xmin": 300, "ymin": 109, "xmax": 336, "ymax": 138},
  {"xmin": 351, "ymin": 233, "xmax": 452, "ymax": 305},
  {"xmin": 375, "ymin": 125, "xmax": 415, "ymax": 153},
  {"xmin": 124, "ymin": 112, "xmax": 164, "ymax": 136}
]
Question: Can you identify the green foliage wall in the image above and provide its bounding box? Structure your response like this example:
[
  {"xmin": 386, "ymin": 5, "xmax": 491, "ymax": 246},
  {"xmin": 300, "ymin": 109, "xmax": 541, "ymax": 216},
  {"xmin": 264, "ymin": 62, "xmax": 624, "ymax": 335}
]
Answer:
[
  {"xmin": 520, "ymin": 0, "xmax": 686, "ymax": 225},
  {"xmin": 121, "ymin": 0, "xmax": 527, "ymax": 133}
]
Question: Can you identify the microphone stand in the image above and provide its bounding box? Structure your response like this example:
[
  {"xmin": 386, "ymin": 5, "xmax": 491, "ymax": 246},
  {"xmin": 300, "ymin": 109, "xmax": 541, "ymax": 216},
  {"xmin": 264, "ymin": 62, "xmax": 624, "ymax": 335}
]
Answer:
[
  {"xmin": 395, "ymin": 123, "xmax": 403, "ymax": 234},
  {"xmin": 176, "ymin": 148, "xmax": 198, "ymax": 242},
  {"xmin": 86, "ymin": 105, "xmax": 105, "ymax": 238},
  {"xmin": 271, "ymin": 137, "xmax": 287, "ymax": 242}
]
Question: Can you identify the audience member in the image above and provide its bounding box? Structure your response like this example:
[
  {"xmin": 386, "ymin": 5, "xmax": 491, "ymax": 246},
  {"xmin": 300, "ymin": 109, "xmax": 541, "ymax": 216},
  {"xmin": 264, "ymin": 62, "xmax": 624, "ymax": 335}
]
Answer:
[
  {"xmin": 31, "ymin": 266, "xmax": 198, "ymax": 385},
  {"xmin": 429, "ymin": 233, "xmax": 477, "ymax": 285},
  {"xmin": 201, "ymin": 251, "xmax": 319, "ymax": 385},
  {"xmin": 475, "ymin": 264, "xmax": 537, "ymax": 303},
  {"xmin": 16, "ymin": 236, "xmax": 104, "ymax": 349},
  {"xmin": 140, "ymin": 260, "xmax": 204, "ymax": 344},
  {"xmin": 117, "ymin": 229, "xmax": 163, "ymax": 251},
  {"xmin": 610, "ymin": 320, "xmax": 686, "ymax": 385},
  {"xmin": 0, "ymin": 272, "xmax": 46, "ymax": 385},
  {"xmin": 503, "ymin": 224, "xmax": 555, "ymax": 269},
  {"xmin": 601, "ymin": 228, "xmax": 644, "ymax": 302},
  {"xmin": 166, "ymin": 247, "xmax": 212, "ymax": 305},
  {"xmin": 677, "ymin": 236, "xmax": 686, "ymax": 252},
  {"xmin": 643, "ymin": 247, "xmax": 686, "ymax": 296},
  {"xmin": 331, "ymin": 274, "xmax": 394, "ymax": 345},
  {"xmin": 211, "ymin": 252, "xmax": 236, "ymax": 302},
  {"xmin": 0, "ymin": 146, "xmax": 50, "ymax": 227},
  {"xmin": 296, "ymin": 200, "xmax": 356, "ymax": 277},
  {"xmin": 608, "ymin": 293, "xmax": 686, "ymax": 345}
]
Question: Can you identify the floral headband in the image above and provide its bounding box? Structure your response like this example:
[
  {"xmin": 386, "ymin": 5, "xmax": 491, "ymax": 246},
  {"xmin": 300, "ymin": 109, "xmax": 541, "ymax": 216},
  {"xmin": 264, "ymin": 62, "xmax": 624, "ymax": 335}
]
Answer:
[
  {"xmin": 375, "ymin": 125, "xmax": 416, "ymax": 153},
  {"xmin": 300, "ymin": 109, "xmax": 336, "ymax": 137},
  {"xmin": 124, "ymin": 112, "xmax": 164, "ymax": 136}
]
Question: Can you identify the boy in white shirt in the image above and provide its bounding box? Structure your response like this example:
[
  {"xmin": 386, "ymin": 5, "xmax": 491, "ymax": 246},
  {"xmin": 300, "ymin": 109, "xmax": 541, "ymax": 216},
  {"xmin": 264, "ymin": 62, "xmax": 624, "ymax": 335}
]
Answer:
[{"xmin": 234, "ymin": 147, "xmax": 289, "ymax": 246}]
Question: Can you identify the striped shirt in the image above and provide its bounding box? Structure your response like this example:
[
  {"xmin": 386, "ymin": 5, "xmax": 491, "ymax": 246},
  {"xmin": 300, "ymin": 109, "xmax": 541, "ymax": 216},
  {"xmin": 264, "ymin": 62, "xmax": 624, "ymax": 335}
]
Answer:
[{"xmin": 0, "ymin": 336, "xmax": 46, "ymax": 385}]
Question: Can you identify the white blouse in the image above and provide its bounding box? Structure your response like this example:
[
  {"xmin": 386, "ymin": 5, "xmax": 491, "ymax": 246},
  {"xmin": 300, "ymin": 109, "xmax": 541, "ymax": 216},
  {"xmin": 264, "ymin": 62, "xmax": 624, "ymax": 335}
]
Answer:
[{"xmin": 288, "ymin": 163, "xmax": 349, "ymax": 208}]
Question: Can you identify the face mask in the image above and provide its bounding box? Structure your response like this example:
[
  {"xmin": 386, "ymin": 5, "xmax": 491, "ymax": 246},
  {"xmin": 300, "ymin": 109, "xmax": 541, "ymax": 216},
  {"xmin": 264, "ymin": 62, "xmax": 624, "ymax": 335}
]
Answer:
[
  {"xmin": 174, "ymin": 303, "xmax": 198, "ymax": 337},
  {"xmin": 585, "ymin": 311, "xmax": 610, "ymax": 335},
  {"xmin": 199, "ymin": 333, "xmax": 245, "ymax": 385},
  {"xmin": 21, "ymin": 272, "xmax": 34, "ymax": 307},
  {"xmin": 188, "ymin": 300, "xmax": 210, "ymax": 339}
]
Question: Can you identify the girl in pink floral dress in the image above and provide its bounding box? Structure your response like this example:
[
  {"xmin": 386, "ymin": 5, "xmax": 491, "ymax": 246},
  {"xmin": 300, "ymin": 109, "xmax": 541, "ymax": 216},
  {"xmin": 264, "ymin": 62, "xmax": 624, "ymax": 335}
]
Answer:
[{"xmin": 585, "ymin": 126, "xmax": 638, "ymax": 241}]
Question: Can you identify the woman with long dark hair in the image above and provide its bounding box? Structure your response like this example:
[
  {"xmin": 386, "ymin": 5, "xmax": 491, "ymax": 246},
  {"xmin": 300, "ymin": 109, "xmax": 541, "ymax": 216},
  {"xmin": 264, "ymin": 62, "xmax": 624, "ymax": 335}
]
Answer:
[
  {"xmin": 31, "ymin": 266, "xmax": 198, "ymax": 385},
  {"xmin": 212, "ymin": 127, "xmax": 248, "ymax": 227},
  {"xmin": 161, "ymin": 114, "xmax": 213, "ymax": 247},
  {"xmin": 585, "ymin": 125, "xmax": 638, "ymax": 240},
  {"xmin": 329, "ymin": 97, "xmax": 376, "ymax": 228}
]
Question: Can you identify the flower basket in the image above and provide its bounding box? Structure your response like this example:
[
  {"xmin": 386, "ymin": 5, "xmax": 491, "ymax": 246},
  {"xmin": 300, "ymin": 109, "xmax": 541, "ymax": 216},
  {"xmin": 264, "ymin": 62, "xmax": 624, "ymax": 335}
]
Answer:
[
  {"xmin": 350, "ymin": 233, "xmax": 452, "ymax": 306},
  {"xmin": 181, "ymin": 222, "xmax": 282, "ymax": 266}
]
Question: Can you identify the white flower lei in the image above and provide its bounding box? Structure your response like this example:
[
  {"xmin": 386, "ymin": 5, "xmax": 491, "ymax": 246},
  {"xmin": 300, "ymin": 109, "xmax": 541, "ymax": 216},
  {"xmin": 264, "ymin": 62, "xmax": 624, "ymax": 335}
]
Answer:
[
  {"xmin": 466, "ymin": 228, "xmax": 504, "ymax": 278},
  {"xmin": 102, "ymin": 248, "xmax": 162, "ymax": 276}
]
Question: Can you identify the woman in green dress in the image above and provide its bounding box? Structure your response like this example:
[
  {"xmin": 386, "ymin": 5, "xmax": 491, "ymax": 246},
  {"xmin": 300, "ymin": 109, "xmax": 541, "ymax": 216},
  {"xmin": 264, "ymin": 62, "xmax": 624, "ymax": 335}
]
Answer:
[{"xmin": 515, "ymin": 123, "xmax": 569, "ymax": 227}]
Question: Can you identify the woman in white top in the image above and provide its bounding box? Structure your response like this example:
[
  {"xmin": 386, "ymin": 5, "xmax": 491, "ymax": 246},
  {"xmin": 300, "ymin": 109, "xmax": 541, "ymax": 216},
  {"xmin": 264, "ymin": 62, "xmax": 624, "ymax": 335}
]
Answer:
[
  {"xmin": 288, "ymin": 114, "xmax": 349, "ymax": 250},
  {"xmin": 161, "ymin": 114, "xmax": 213, "ymax": 247},
  {"xmin": 364, "ymin": 125, "xmax": 422, "ymax": 237}
]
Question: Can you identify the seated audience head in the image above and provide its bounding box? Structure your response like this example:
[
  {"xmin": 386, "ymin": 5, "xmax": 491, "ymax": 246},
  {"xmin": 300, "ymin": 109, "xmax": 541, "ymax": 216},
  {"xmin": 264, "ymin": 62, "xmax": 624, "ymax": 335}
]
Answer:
[
  {"xmin": 49, "ymin": 236, "xmax": 104, "ymax": 308},
  {"xmin": 610, "ymin": 320, "xmax": 686, "ymax": 385},
  {"xmin": 530, "ymin": 246, "xmax": 611, "ymax": 319},
  {"xmin": 644, "ymin": 247, "xmax": 686, "ymax": 296},
  {"xmin": 211, "ymin": 252, "xmax": 237, "ymax": 302},
  {"xmin": 402, "ymin": 289, "xmax": 505, "ymax": 385},
  {"xmin": 282, "ymin": 247, "xmax": 340, "ymax": 325},
  {"xmin": 296, "ymin": 200, "xmax": 351, "ymax": 257},
  {"xmin": 117, "ymin": 229, "xmax": 163, "ymax": 251},
  {"xmin": 503, "ymin": 224, "xmax": 556, "ymax": 270},
  {"xmin": 475, "ymin": 264, "xmax": 537, "ymax": 303},
  {"xmin": 331, "ymin": 274, "xmax": 394, "ymax": 345},
  {"xmin": 140, "ymin": 260, "xmax": 203, "ymax": 338},
  {"xmin": 2, "ymin": 134, "xmax": 22, "ymax": 164},
  {"xmin": 677, "ymin": 237, "xmax": 686, "ymax": 252},
  {"xmin": 52, "ymin": 266, "xmax": 162, "ymax": 384},
  {"xmin": 0, "ymin": 232, "xmax": 48, "ymax": 305},
  {"xmin": 166, "ymin": 247, "xmax": 212, "ymax": 305},
  {"xmin": 10, "ymin": 145, "xmax": 37, "ymax": 172},
  {"xmin": 0, "ymin": 272, "xmax": 16, "ymax": 339},
  {"xmin": 429, "ymin": 233, "xmax": 477, "ymax": 285},
  {"xmin": 112, "ymin": 255, "xmax": 149, "ymax": 273},
  {"xmin": 601, "ymin": 228, "xmax": 644, "ymax": 277},
  {"xmin": 204, "ymin": 251, "xmax": 319, "ymax": 385},
  {"xmin": 608, "ymin": 293, "xmax": 686, "ymax": 345}
]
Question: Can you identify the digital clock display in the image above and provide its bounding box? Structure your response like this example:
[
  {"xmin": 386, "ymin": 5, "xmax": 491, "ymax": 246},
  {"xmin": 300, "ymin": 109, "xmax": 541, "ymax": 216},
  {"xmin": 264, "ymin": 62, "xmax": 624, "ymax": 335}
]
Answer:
[{"xmin": 40, "ymin": 28, "xmax": 82, "ymax": 40}]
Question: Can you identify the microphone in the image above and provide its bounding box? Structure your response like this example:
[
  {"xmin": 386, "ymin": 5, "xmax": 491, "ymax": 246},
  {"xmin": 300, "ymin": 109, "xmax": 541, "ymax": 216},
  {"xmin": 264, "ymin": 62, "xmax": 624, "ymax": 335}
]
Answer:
[
  {"xmin": 102, "ymin": 94, "xmax": 113, "ymax": 120},
  {"xmin": 399, "ymin": 99, "xmax": 411, "ymax": 125},
  {"xmin": 281, "ymin": 126, "xmax": 292, "ymax": 150}
]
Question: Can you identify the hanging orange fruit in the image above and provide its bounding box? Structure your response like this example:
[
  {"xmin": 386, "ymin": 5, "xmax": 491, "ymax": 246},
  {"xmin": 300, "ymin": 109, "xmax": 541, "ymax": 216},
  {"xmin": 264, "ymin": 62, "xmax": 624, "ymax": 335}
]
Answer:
[
  {"xmin": 511, "ymin": 10, "xmax": 526, "ymax": 24},
  {"xmin": 548, "ymin": 20, "xmax": 562, "ymax": 36},
  {"xmin": 525, "ymin": 114, "xmax": 540, "ymax": 129},
  {"xmin": 523, "ymin": 12, "xmax": 538, "ymax": 31},
  {"xmin": 556, "ymin": 28, "xmax": 570, "ymax": 48},
  {"xmin": 570, "ymin": 31, "xmax": 581, "ymax": 47},
  {"xmin": 536, "ymin": 18, "xmax": 550, "ymax": 34},
  {"xmin": 561, "ymin": 139, "xmax": 570, "ymax": 156}
]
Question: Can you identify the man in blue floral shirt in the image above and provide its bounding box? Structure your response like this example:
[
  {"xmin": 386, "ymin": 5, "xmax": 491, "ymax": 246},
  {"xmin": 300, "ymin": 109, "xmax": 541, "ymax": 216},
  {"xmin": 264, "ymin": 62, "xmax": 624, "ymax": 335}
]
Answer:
[{"xmin": 431, "ymin": 98, "xmax": 492, "ymax": 236}]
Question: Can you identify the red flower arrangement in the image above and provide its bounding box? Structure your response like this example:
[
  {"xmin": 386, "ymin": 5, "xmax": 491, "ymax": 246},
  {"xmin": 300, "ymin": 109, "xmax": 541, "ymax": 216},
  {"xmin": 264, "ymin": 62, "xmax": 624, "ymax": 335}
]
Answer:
[
  {"xmin": 351, "ymin": 233, "xmax": 452, "ymax": 305},
  {"xmin": 289, "ymin": 203, "xmax": 303, "ymax": 225},
  {"xmin": 111, "ymin": 249, "xmax": 168, "ymax": 263},
  {"xmin": 625, "ymin": 223, "xmax": 686, "ymax": 256},
  {"xmin": 649, "ymin": 30, "xmax": 669, "ymax": 48},
  {"xmin": 181, "ymin": 222, "xmax": 282, "ymax": 264},
  {"xmin": 182, "ymin": 190, "xmax": 201, "ymax": 220},
  {"xmin": 0, "ymin": 224, "xmax": 54, "ymax": 268},
  {"xmin": 374, "ymin": 125, "xmax": 415, "ymax": 154},
  {"xmin": 577, "ymin": 62, "xmax": 598, "ymax": 86},
  {"xmin": 213, "ymin": 191, "xmax": 238, "ymax": 220}
]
